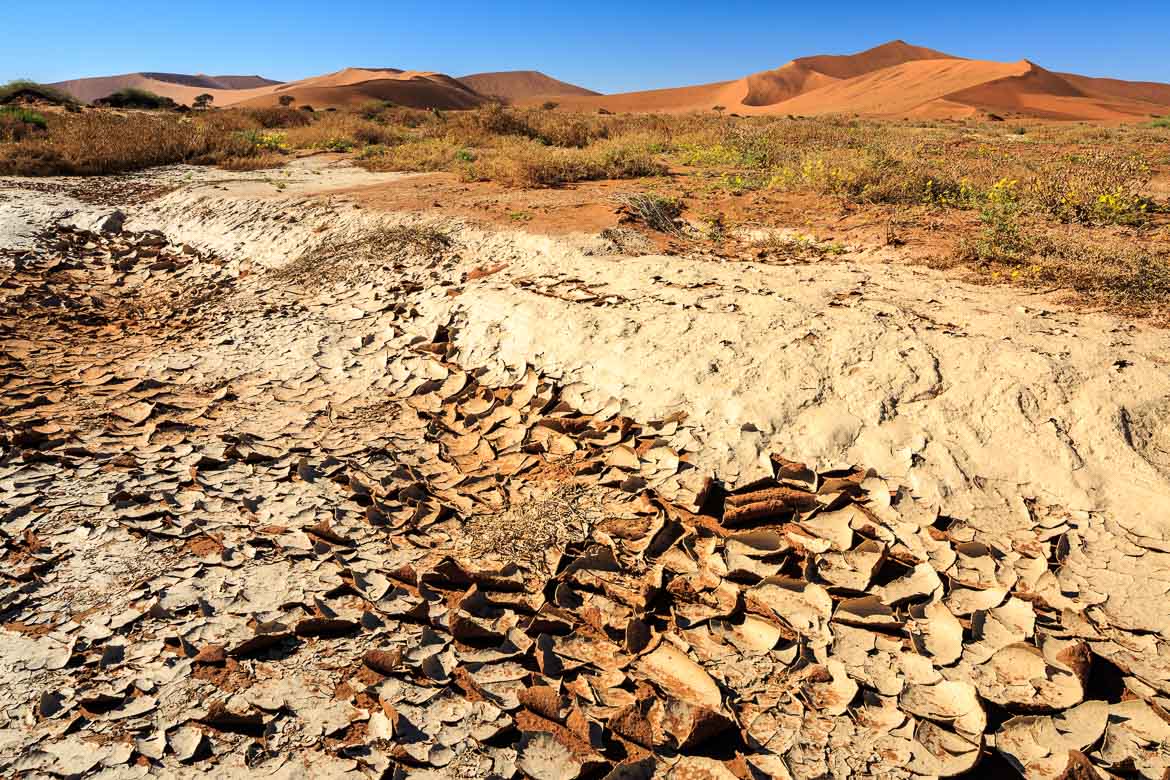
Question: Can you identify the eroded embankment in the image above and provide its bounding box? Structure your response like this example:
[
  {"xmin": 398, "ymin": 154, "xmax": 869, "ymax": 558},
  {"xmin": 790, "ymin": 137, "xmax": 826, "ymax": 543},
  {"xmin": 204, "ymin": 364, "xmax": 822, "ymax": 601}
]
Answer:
[{"xmin": 3, "ymin": 159, "xmax": 1170, "ymax": 779}]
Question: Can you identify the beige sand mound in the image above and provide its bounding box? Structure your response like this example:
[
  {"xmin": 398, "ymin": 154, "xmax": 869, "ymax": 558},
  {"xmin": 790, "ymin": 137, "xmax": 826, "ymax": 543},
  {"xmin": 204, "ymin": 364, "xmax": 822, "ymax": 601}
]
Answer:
[{"xmin": 458, "ymin": 70, "xmax": 600, "ymax": 101}]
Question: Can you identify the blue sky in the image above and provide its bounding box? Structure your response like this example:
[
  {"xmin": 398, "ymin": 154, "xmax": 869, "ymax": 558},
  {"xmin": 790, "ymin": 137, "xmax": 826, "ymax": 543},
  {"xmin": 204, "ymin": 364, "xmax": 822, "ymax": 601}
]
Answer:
[{"xmin": 4, "ymin": 0, "xmax": 1168, "ymax": 92}]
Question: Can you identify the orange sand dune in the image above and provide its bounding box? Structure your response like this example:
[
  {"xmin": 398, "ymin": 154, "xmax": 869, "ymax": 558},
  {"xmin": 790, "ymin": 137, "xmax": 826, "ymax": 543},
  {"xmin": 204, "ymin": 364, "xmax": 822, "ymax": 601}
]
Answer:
[
  {"xmin": 53, "ymin": 67, "xmax": 487, "ymax": 110},
  {"xmin": 770, "ymin": 59, "xmax": 1030, "ymax": 116},
  {"xmin": 944, "ymin": 63, "xmax": 1170, "ymax": 120},
  {"xmin": 522, "ymin": 41, "xmax": 1170, "ymax": 121},
  {"xmin": 50, "ymin": 40, "xmax": 1170, "ymax": 119},
  {"xmin": 50, "ymin": 74, "xmax": 277, "ymax": 106},
  {"xmin": 519, "ymin": 40, "xmax": 972, "ymax": 115},
  {"xmin": 237, "ymin": 74, "xmax": 486, "ymax": 110},
  {"xmin": 790, "ymin": 40, "xmax": 958, "ymax": 80},
  {"xmin": 457, "ymin": 71, "xmax": 599, "ymax": 101},
  {"xmin": 1053, "ymin": 73, "xmax": 1170, "ymax": 109},
  {"xmin": 521, "ymin": 80, "xmax": 749, "ymax": 114}
]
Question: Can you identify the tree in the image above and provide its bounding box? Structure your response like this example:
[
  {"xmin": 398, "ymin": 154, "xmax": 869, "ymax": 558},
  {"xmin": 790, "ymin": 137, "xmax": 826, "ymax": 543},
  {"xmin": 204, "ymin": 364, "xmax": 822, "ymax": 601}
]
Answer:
[
  {"xmin": 193, "ymin": 93, "xmax": 214, "ymax": 110},
  {"xmin": 278, "ymin": 94, "xmax": 295, "ymax": 107},
  {"xmin": 712, "ymin": 105, "xmax": 726, "ymax": 114}
]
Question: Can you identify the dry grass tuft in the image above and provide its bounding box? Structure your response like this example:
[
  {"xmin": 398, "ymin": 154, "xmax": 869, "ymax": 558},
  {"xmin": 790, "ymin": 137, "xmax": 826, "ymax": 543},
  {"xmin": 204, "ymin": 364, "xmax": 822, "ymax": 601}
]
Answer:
[{"xmin": 270, "ymin": 224, "xmax": 453, "ymax": 287}]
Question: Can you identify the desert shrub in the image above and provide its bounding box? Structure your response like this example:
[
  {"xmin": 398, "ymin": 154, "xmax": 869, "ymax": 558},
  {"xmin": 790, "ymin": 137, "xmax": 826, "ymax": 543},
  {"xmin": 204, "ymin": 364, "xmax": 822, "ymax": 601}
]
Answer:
[
  {"xmin": 318, "ymin": 137, "xmax": 355, "ymax": 152},
  {"xmin": 620, "ymin": 192, "xmax": 683, "ymax": 232},
  {"xmin": 358, "ymin": 138, "xmax": 462, "ymax": 172},
  {"xmin": 0, "ymin": 80, "xmax": 80, "ymax": 106},
  {"xmin": 525, "ymin": 111, "xmax": 608, "ymax": 148},
  {"xmin": 1150, "ymin": 116, "xmax": 1170, "ymax": 129},
  {"xmin": 541, "ymin": 101, "xmax": 559, "ymax": 111},
  {"xmin": 95, "ymin": 88, "xmax": 176, "ymax": 109},
  {"xmin": 1024, "ymin": 150, "xmax": 1154, "ymax": 225},
  {"xmin": 957, "ymin": 179, "xmax": 1030, "ymax": 263},
  {"xmin": 359, "ymin": 100, "xmax": 396, "ymax": 120},
  {"xmin": 462, "ymin": 136, "xmax": 665, "ymax": 187},
  {"xmin": 238, "ymin": 129, "xmax": 289, "ymax": 152},
  {"xmin": 0, "ymin": 112, "xmax": 265, "ymax": 175},
  {"xmin": 472, "ymin": 103, "xmax": 536, "ymax": 138},
  {"xmin": 0, "ymin": 106, "xmax": 48, "ymax": 141},
  {"xmin": 244, "ymin": 106, "xmax": 311, "ymax": 128},
  {"xmin": 280, "ymin": 113, "xmax": 404, "ymax": 150},
  {"xmin": 217, "ymin": 152, "xmax": 286, "ymax": 171},
  {"xmin": 753, "ymin": 232, "xmax": 848, "ymax": 259}
]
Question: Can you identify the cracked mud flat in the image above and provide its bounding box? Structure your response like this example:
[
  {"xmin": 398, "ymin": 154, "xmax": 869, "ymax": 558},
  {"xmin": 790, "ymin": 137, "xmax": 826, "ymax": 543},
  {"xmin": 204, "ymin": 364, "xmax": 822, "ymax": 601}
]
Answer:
[{"xmin": 2, "ymin": 158, "xmax": 1170, "ymax": 779}]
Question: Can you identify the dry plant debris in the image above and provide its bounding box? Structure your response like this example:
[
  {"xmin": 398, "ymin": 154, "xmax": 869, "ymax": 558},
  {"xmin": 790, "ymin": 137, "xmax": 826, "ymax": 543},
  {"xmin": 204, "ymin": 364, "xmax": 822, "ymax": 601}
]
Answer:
[{"xmin": 2, "ymin": 218, "xmax": 1169, "ymax": 780}]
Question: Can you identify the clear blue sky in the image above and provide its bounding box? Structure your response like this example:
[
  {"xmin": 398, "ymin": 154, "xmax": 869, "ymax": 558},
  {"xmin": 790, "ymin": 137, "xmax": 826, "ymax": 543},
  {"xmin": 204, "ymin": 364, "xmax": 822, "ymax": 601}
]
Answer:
[{"xmin": 4, "ymin": 0, "xmax": 1168, "ymax": 92}]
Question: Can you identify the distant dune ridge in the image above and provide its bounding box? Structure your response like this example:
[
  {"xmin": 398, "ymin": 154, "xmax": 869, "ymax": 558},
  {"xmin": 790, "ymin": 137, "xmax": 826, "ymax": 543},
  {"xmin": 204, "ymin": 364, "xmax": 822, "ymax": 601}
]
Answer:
[
  {"xmin": 49, "ymin": 40, "xmax": 1170, "ymax": 119},
  {"xmin": 456, "ymin": 71, "xmax": 602, "ymax": 101}
]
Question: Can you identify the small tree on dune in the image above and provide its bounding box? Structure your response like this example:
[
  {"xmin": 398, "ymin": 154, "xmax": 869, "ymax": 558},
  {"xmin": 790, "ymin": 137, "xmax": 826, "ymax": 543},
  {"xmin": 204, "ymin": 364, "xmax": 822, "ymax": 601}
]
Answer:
[
  {"xmin": 278, "ymin": 94, "xmax": 295, "ymax": 107},
  {"xmin": 713, "ymin": 105, "xmax": 726, "ymax": 114},
  {"xmin": 193, "ymin": 93, "xmax": 214, "ymax": 110}
]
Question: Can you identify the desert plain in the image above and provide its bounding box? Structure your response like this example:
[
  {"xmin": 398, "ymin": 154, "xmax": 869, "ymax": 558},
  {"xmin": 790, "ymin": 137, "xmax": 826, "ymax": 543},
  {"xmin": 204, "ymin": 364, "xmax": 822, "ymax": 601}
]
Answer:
[{"xmin": 2, "ymin": 40, "xmax": 1170, "ymax": 779}]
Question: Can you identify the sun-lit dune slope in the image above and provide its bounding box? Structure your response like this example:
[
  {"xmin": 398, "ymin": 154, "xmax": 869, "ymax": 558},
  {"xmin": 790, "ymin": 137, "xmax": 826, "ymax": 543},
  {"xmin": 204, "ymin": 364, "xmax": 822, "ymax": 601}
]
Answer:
[
  {"xmin": 457, "ymin": 71, "xmax": 600, "ymax": 101},
  {"xmin": 50, "ymin": 40, "xmax": 1170, "ymax": 118},
  {"xmin": 50, "ymin": 74, "xmax": 278, "ymax": 105},
  {"xmin": 236, "ymin": 68, "xmax": 488, "ymax": 109},
  {"xmin": 52, "ymin": 67, "xmax": 489, "ymax": 110},
  {"xmin": 945, "ymin": 64, "xmax": 1170, "ymax": 120},
  {"xmin": 521, "ymin": 40, "xmax": 1170, "ymax": 120},
  {"xmin": 517, "ymin": 40, "xmax": 962, "ymax": 114},
  {"xmin": 770, "ymin": 59, "xmax": 1029, "ymax": 116}
]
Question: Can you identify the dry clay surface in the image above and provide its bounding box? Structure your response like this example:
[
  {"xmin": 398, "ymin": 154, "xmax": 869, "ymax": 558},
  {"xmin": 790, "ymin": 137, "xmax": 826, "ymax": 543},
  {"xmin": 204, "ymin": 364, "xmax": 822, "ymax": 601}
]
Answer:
[{"xmin": 2, "ymin": 158, "xmax": 1170, "ymax": 779}]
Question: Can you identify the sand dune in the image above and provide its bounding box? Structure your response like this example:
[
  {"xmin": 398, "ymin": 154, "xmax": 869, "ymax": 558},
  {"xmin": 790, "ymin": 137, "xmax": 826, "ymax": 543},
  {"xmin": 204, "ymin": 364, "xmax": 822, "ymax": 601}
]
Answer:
[
  {"xmin": 50, "ymin": 41, "xmax": 1170, "ymax": 119},
  {"xmin": 238, "ymin": 73, "xmax": 486, "ymax": 110},
  {"xmin": 457, "ymin": 71, "xmax": 600, "ymax": 101},
  {"xmin": 520, "ymin": 40, "xmax": 1170, "ymax": 120},
  {"xmin": 210, "ymin": 75, "xmax": 282, "ymax": 89},
  {"xmin": 771, "ymin": 59, "xmax": 1030, "ymax": 116},
  {"xmin": 51, "ymin": 73, "xmax": 281, "ymax": 103},
  {"xmin": 788, "ymin": 39, "xmax": 958, "ymax": 80},
  {"xmin": 49, "ymin": 73, "xmax": 277, "ymax": 106},
  {"xmin": 244, "ymin": 68, "xmax": 486, "ymax": 109},
  {"xmin": 52, "ymin": 67, "xmax": 487, "ymax": 110}
]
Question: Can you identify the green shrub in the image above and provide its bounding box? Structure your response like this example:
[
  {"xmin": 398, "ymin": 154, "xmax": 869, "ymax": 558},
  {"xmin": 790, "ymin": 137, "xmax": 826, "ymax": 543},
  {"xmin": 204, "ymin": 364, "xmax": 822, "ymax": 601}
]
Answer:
[
  {"xmin": 0, "ymin": 106, "xmax": 48, "ymax": 141},
  {"xmin": 238, "ymin": 129, "xmax": 289, "ymax": 152},
  {"xmin": 0, "ymin": 80, "xmax": 80, "ymax": 106},
  {"xmin": 95, "ymin": 88, "xmax": 178, "ymax": 110},
  {"xmin": 244, "ymin": 106, "xmax": 311, "ymax": 128}
]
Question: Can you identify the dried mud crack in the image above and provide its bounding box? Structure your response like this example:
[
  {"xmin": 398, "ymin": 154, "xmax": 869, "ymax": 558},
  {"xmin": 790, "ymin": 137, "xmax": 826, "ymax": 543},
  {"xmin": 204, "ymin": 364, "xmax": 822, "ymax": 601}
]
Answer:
[{"xmin": 3, "ymin": 205, "xmax": 1170, "ymax": 780}]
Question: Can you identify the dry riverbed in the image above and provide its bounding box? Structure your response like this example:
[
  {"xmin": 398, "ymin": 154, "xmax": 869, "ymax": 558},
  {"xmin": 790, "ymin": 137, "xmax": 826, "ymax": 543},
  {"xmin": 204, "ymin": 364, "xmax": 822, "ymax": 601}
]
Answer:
[{"xmin": 2, "ymin": 158, "xmax": 1170, "ymax": 779}]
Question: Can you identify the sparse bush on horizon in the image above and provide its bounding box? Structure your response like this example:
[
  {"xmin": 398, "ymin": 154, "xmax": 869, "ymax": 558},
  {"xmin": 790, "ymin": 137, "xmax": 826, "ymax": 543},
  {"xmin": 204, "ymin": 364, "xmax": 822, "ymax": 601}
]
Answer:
[
  {"xmin": 94, "ymin": 87, "xmax": 177, "ymax": 110},
  {"xmin": 0, "ymin": 101, "xmax": 1165, "ymax": 316},
  {"xmin": 0, "ymin": 79, "xmax": 81, "ymax": 107}
]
